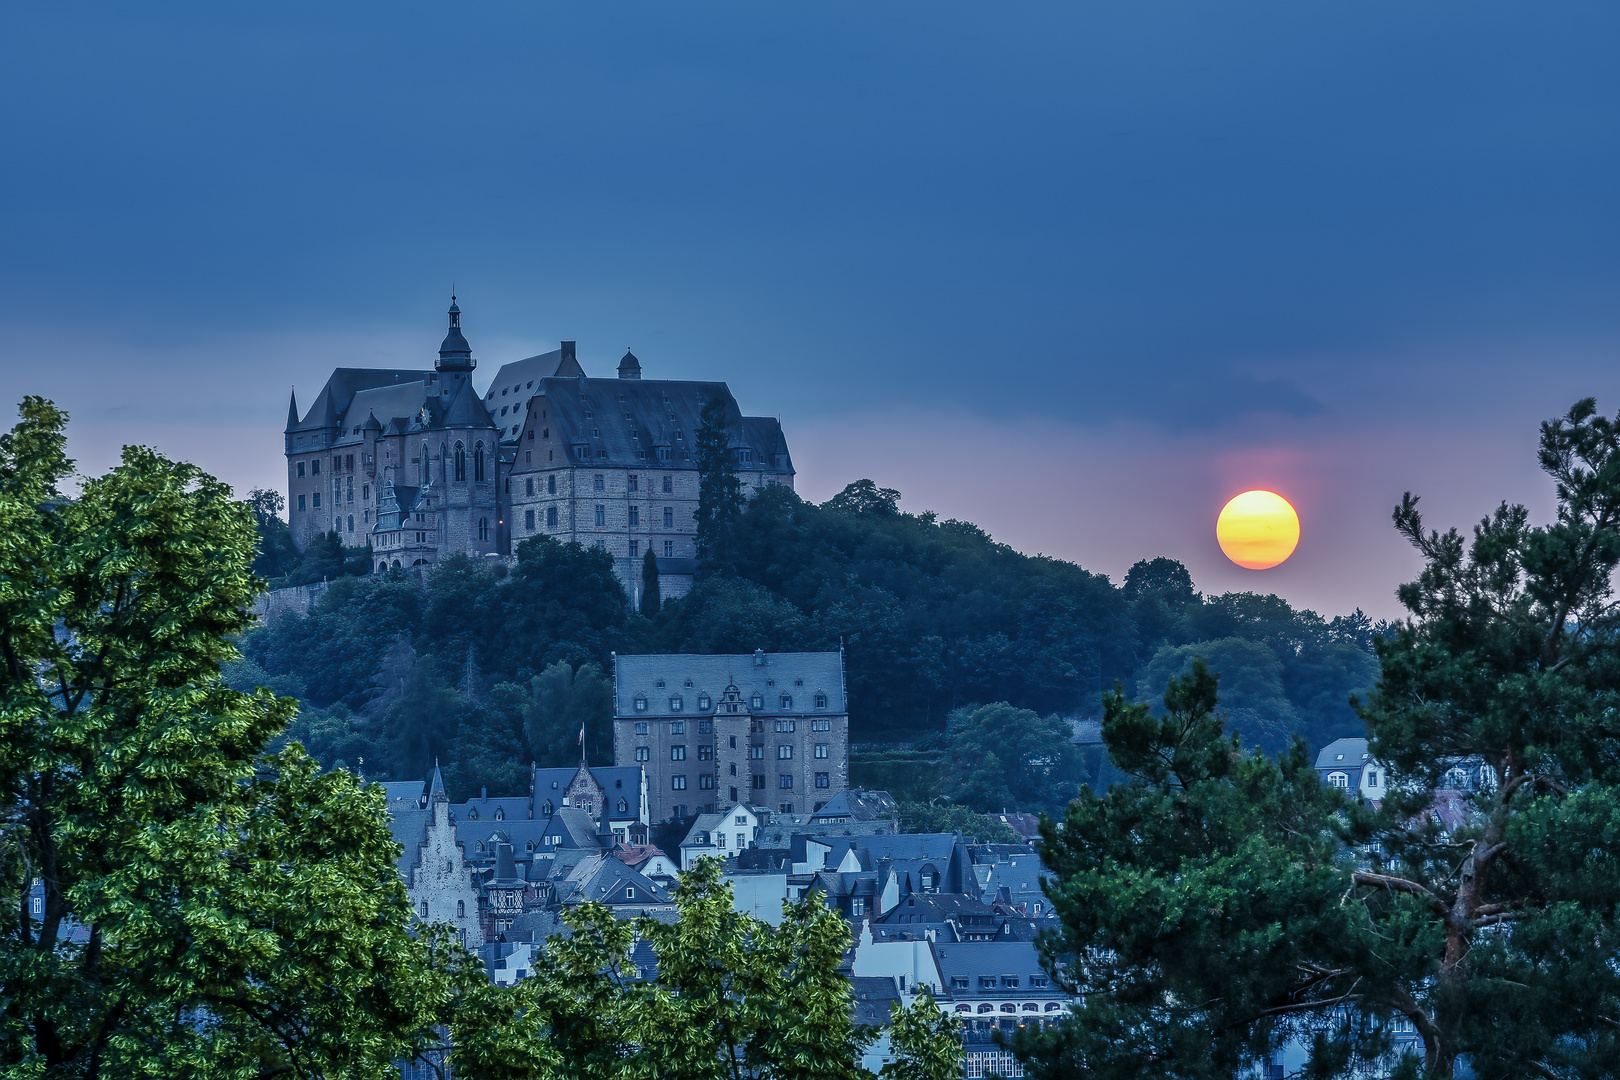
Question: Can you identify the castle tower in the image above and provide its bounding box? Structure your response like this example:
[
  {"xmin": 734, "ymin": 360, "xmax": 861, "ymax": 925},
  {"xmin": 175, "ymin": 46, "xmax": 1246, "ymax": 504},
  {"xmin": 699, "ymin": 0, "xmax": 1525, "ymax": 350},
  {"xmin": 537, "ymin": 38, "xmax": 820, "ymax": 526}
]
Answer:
[{"xmin": 713, "ymin": 681, "xmax": 753, "ymax": 810}]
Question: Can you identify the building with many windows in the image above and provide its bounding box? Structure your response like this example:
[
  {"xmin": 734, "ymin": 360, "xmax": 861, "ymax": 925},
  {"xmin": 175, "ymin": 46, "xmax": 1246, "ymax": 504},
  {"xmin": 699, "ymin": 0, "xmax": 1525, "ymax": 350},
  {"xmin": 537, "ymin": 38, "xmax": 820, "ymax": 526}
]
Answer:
[
  {"xmin": 612, "ymin": 650, "xmax": 850, "ymax": 823},
  {"xmin": 284, "ymin": 299, "xmax": 795, "ymax": 601}
]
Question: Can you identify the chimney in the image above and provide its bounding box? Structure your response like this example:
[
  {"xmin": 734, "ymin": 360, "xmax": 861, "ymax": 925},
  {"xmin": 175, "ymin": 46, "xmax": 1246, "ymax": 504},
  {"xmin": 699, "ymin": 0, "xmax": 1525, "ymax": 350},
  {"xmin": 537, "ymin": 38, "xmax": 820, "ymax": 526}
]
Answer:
[
  {"xmin": 561, "ymin": 341, "xmax": 576, "ymax": 363},
  {"xmin": 753, "ymin": 649, "xmax": 766, "ymax": 667},
  {"xmin": 495, "ymin": 842, "xmax": 517, "ymax": 882}
]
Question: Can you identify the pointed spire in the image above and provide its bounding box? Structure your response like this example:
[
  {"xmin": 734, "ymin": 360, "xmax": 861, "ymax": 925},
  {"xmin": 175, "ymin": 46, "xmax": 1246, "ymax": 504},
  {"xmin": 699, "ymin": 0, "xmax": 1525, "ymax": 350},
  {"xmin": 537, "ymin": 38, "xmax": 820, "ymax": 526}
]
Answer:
[
  {"xmin": 285, "ymin": 388, "xmax": 299, "ymax": 432},
  {"xmin": 429, "ymin": 760, "xmax": 447, "ymax": 802}
]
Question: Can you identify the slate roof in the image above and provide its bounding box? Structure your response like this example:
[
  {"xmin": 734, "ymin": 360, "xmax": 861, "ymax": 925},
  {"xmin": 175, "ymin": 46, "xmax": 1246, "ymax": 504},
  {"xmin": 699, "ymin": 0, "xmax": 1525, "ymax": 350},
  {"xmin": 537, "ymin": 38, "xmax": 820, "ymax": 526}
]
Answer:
[
  {"xmin": 811, "ymin": 789, "xmax": 899, "ymax": 824},
  {"xmin": 821, "ymin": 833, "xmax": 958, "ymax": 864},
  {"xmin": 336, "ymin": 381, "xmax": 435, "ymax": 442},
  {"xmin": 615, "ymin": 652, "xmax": 845, "ymax": 718},
  {"xmin": 385, "ymin": 806, "xmax": 430, "ymax": 877},
  {"xmin": 850, "ymin": 976, "xmax": 904, "ymax": 1028},
  {"xmin": 481, "ymin": 346, "xmax": 581, "ymax": 435},
  {"xmin": 452, "ymin": 796, "xmax": 532, "ymax": 825},
  {"xmin": 531, "ymin": 765, "xmax": 645, "ymax": 818},
  {"xmin": 1315, "ymin": 737, "xmax": 1373, "ymax": 772},
  {"xmin": 931, "ymin": 941, "xmax": 1065, "ymax": 999},
  {"xmin": 290, "ymin": 368, "xmax": 431, "ymax": 433}
]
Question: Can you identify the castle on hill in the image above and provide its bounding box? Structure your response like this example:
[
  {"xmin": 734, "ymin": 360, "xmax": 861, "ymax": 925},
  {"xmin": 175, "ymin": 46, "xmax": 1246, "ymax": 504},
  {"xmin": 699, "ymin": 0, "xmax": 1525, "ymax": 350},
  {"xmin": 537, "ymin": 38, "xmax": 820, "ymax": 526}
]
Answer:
[{"xmin": 283, "ymin": 299, "xmax": 795, "ymax": 600}]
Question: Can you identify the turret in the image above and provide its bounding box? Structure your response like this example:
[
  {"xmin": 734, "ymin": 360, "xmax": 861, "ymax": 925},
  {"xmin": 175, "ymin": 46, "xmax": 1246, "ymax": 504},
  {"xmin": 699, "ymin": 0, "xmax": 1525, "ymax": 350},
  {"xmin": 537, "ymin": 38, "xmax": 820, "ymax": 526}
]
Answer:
[
  {"xmin": 618, "ymin": 349, "xmax": 642, "ymax": 379},
  {"xmin": 285, "ymin": 389, "xmax": 300, "ymax": 432},
  {"xmin": 437, "ymin": 296, "xmax": 475, "ymax": 373}
]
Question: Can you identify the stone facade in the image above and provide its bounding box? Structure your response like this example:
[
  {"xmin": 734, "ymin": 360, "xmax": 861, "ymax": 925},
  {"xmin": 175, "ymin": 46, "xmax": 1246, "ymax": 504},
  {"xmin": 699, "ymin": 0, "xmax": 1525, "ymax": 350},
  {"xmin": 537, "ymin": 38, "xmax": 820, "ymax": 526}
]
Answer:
[
  {"xmin": 396, "ymin": 769, "xmax": 484, "ymax": 951},
  {"xmin": 285, "ymin": 300, "xmax": 795, "ymax": 600},
  {"xmin": 613, "ymin": 650, "xmax": 850, "ymax": 822}
]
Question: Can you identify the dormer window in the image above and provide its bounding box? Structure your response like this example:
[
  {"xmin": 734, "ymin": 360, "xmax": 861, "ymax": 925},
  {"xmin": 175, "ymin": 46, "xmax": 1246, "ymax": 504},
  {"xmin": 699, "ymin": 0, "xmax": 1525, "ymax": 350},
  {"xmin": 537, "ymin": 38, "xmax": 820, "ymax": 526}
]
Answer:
[
  {"xmin": 698, "ymin": 694, "xmax": 712, "ymax": 710},
  {"xmin": 750, "ymin": 694, "xmax": 764, "ymax": 709},
  {"xmin": 814, "ymin": 692, "xmax": 828, "ymax": 709},
  {"xmin": 541, "ymin": 801, "xmax": 553, "ymax": 814},
  {"xmin": 656, "ymin": 679, "xmax": 665, "ymax": 688},
  {"xmin": 468, "ymin": 808, "xmax": 478, "ymax": 820},
  {"xmin": 669, "ymin": 696, "xmax": 683, "ymax": 712},
  {"xmin": 494, "ymin": 808, "xmax": 504, "ymax": 821},
  {"xmin": 625, "ymin": 887, "xmax": 635, "ymax": 899},
  {"xmin": 634, "ymin": 695, "xmax": 648, "ymax": 712},
  {"xmin": 684, "ymin": 679, "xmax": 693, "ymax": 688}
]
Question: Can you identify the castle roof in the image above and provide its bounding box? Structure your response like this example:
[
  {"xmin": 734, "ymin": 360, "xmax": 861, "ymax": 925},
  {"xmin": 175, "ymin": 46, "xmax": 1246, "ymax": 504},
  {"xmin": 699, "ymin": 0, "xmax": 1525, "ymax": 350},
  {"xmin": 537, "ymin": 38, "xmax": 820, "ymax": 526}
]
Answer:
[
  {"xmin": 614, "ymin": 651, "xmax": 844, "ymax": 718},
  {"xmin": 290, "ymin": 368, "xmax": 432, "ymax": 433}
]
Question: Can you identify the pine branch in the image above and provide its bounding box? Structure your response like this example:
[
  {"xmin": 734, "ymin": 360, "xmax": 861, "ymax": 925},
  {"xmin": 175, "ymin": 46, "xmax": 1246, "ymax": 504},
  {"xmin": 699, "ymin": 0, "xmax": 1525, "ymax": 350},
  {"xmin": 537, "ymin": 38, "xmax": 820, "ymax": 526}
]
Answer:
[{"xmin": 1353, "ymin": 871, "xmax": 1452, "ymax": 917}]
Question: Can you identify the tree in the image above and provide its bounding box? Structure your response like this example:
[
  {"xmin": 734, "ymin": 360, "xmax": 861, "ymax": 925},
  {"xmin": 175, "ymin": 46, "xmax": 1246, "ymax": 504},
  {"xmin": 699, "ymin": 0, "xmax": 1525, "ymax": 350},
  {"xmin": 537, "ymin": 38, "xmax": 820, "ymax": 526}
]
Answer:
[
  {"xmin": 1136, "ymin": 638, "xmax": 1299, "ymax": 755},
  {"xmin": 245, "ymin": 486, "xmax": 300, "ymax": 579},
  {"xmin": 641, "ymin": 546, "xmax": 661, "ymax": 616},
  {"xmin": 523, "ymin": 660, "xmax": 613, "ymax": 767},
  {"xmin": 1024, "ymin": 399, "xmax": 1620, "ymax": 1079},
  {"xmin": 938, "ymin": 702, "xmax": 1086, "ymax": 814},
  {"xmin": 897, "ymin": 801, "xmax": 1022, "ymax": 844},
  {"xmin": 1122, "ymin": 556, "xmax": 1196, "ymax": 654},
  {"xmin": 695, "ymin": 395, "xmax": 745, "ymax": 573},
  {"xmin": 823, "ymin": 479, "xmax": 901, "ymax": 517},
  {"xmin": 880, "ymin": 989, "xmax": 964, "ymax": 1080},
  {"xmin": 0, "ymin": 398, "xmax": 448, "ymax": 1077}
]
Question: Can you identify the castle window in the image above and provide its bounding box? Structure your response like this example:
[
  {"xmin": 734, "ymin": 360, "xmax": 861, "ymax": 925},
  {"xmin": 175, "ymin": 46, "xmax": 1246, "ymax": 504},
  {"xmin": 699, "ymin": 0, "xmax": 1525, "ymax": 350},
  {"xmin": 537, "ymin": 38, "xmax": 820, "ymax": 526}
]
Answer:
[
  {"xmin": 311, "ymin": 459, "xmax": 321, "ymax": 475},
  {"xmin": 635, "ymin": 746, "xmax": 649, "ymax": 761},
  {"xmin": 663, "ymin": 507, "xmax": 673, "ymax": 528},
  {"xmin": 698, "ymin": 745, "xmax": 713, "ymax": 761},
  {"xmin": 468, "ymin": 808, "xmax": 478, "ymax": 820},
  {"xmin": 780, "ymin": 695, "xmax": 792, "ymax": 710},
  {"xmin": 778, "ymin": 745, "xmax": 792, "ymax": 759},
  {"xmin": 698, "ymin": 718, "xmax": 712, "ymax": 733},
  {"xmin": 594, "ymin": 474, "xmax": 605, "ymax": 492},
  {"xmin": 662, "ymin": 475, "xmax": 673, "ymax": 493},
  {"xmin": 298, "ymin": 494, "xmax": 306, "ymax": 511},
  {"xmin": 547, "ymin": 506, "xmax": 558, "ymax": 528},
  {"xmin": 347, "ymin": 515, "xmax": 354, "ymax": 532},
  {"xmin": 595, "ymin": 505, "xmax": 606, "ymax": 527},
  {"xmin": 751, "ymin": 694, "xmax": 764, "ymax": 709},
  {"xmin": 812, "ymin": 719, "xmax": 831, "ymax": 731},
  {"xmin": 671, "ymin": 720, "xmax": 685, "ymax": 734},
  {"xmin": 664, "ymin": 541, "xmax": 673, "ymax": 557},
  {"xmin": 815, "ymin": 772, "xmax": 830, "ymax": 788},
  {"xmin": 548, "ymin": 475, "xmax": 557, "ymax": 494},
  {"xmin": 814, "ymin": 692, "xmax": 828, "ymax": 709},
  {"xmin": 658, "ymin": 447, "xmax": 671, "ymax": 461},
  {"xmin": 779, "ymin": 774, "xmax": 792, "ymax": 789},
  {"xmin": 297, "ymin": 461, "xmax": 306, "ymax": 477},
  {"xmin": 629, "ymin": 475, "xmax": 639, "ymax": 491},
  {"xmin": 474, "ymin": 443, "xmax": 485, "ymax": 481},
  {"xmin": 597, "ymin": 449, "xmax": 607, "ymax": 458},
  {"xmin": 815, "ymin": 744, "xmax": 828, "ymax": 759},
  {"xmin": 454, "ymin": 443, "xmax": 466, "ymax": 481},
  {"xmin": 525, "ymin": 509, "xmax": 535, "ymax": 530},
  {"xmin": 669, "ymin": 696, "xmax": 683, "ymax": 712},
  {"xmin": 526, "ymin": 478, "xmax": 534, "ymax": 496},
  {"xmin": 494, "ymin": 807, "xmax": 503, "ymax": 820},
  {"xmin": 617, "ymin": 797, "xmax": 628, "ymax": 813},
  {"xmin": 628, "ymin": 506, "xmax": 639, "ymax": 528},
  {"xmin": 457, "ymin": 900, "xmax": 465, "ymax": 918},
  {"xmin": 478, "ymin": 517, "xmax": 489, "ymax": 541},
  {"xmin": 671, "ymin": 775, "xmax": 687, "ymax": 790},
  {"xmin": 698, "ymin": 694, "xmax": 711, "ymax": 710},
  {"xmin": 634, "ymin": 696, "xmax": 647, "ymax": 713},
  {"xmin": 363, "ymin": 484, "xmax": 369, "ymax": 499},
  {"xmin": 312, "ymin": 493, "xmax": 321, "ymax": 508},
  {"xmin": 775, "ymin": 719, "xmax": 795, "ymax": 733},
  {"xmin": 541, "ymin": 801, "xmax": 553, "ymax": 814},
  {"xmin": 699, "ymin": 774, "xmax": 715, "ymax": 790}
]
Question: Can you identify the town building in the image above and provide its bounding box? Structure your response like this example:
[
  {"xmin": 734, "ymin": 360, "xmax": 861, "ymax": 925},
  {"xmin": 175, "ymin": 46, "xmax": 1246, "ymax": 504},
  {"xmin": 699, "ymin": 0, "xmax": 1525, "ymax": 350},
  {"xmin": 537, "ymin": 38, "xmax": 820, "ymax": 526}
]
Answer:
[
  {"xmin": 1313, "ymin": 737, "xmax": 1388, "ymax": 801},
  {"xmin": 285, "ymin": 299, "xmax": 795, "ymax": 601},
  {"xmin": 612, "ymin": 649, "xmax": 850, "ymax": 822}
]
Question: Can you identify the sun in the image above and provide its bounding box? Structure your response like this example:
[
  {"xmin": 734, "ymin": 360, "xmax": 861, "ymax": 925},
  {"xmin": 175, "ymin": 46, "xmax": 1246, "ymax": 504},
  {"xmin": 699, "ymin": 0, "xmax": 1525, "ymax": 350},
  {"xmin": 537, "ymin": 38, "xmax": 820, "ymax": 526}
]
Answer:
[{"xmin": 1216, "ymin": 490, "xmax": 1300, "ymax": 570}]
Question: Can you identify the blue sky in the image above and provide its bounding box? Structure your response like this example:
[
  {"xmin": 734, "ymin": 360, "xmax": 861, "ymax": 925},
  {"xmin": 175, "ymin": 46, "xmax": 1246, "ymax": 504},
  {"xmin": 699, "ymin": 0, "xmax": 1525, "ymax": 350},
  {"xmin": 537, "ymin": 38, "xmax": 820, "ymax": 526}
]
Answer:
[{"xmin": 3, "ymin": 2, "xmax": 1616, "ymax": 617}]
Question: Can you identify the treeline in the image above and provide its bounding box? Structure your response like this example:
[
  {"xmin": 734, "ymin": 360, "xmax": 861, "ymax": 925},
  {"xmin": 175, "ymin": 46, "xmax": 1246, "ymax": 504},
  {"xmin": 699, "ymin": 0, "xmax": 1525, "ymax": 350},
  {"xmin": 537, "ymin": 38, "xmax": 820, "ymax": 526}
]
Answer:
[{"xmin": 240, "ymin": 477, "xmax": 1381, "ymax": 805}]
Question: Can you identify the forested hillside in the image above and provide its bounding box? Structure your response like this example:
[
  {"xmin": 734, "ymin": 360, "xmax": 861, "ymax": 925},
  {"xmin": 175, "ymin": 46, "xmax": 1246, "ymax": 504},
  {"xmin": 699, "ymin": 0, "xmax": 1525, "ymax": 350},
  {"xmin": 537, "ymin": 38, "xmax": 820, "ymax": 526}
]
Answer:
[{"xmin": 238, "ymin": 479, "xmax": 1381, "ymax": 804}]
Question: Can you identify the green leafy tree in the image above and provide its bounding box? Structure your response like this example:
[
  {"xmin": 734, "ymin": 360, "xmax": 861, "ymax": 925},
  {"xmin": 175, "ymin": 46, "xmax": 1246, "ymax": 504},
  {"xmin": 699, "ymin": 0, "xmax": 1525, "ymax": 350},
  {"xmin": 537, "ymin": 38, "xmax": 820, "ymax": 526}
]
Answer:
[
  {"xmin": 0, "ymin": 398, "xmax": 448, "ymax": 1078},
  {"xmin": 880, "ymin": 989, "xmax": 964, "ymax": 1080},
  {"xmin": 245, "ymin": 486, "xmax": 301, "ymax": 580},
  {"xmin": 1122, "ymin": 556, "xmax": 1197, "ymax": 655},
  {"xmin": 523, "ymin": 660, "xmax": 613, "ymax": 767},
  {"xmin": 823, "ymin": 479, "xmax": 901, "ymax": 517},
  {"xmin": 695, "ymin": 395, "xmax": 745, "ymax": 574},
  {"xmin": 938, "ymin": 702, "xmax": 1086, "ymax": 814},
  {"xmin": 641, "ymin": 546, "xmax": 662, "ymax": 616},
  {"xmin": 897, "ymin": 801, "xmax": 1022, "ymax": 844}
]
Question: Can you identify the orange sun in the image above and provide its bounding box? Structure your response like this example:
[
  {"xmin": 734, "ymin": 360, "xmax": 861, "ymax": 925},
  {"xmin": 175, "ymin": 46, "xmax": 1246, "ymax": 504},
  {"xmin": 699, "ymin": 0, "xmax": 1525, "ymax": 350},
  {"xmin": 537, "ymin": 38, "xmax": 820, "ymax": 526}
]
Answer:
[{"xmin": 1216, "ymin": 490, "xmax": 1300, "ymax": 570}]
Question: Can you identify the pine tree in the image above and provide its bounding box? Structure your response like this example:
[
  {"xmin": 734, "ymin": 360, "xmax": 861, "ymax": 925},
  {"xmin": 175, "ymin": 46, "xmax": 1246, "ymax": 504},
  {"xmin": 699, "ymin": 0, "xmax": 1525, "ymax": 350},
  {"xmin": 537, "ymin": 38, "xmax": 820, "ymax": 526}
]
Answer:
[
  {"xmin": 694, "ymin": 395, "xmax": 744, "ymax": 574},
  {"xmin": 1022, "ymin": 398, "xmax": 1620, "ymax": 1079}
]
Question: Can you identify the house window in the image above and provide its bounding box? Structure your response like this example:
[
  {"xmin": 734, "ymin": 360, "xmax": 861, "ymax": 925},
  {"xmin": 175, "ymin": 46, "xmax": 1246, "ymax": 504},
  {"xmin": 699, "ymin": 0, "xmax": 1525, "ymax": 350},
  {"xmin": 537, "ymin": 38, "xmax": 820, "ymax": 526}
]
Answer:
[
  {"xmin": 671, "ymin": 720, "xmax": 685, "ymax": 734},
  {"xmin": 635, "ymin": 746, "xmax": 649, "ymax": 762},
  {"xmin": 312, "ymin": 493, "xmax": 321, "ymax": 508},
  {"xmin": 778, "ymin": 745, "xmax": 792, "ymax": 759},
  {"xmin": 717, "ymin": 833, "xmax": 727, "ymax": 848},
  {"xmin": 595, "ymin": 505, "xmax": 606, "ymax": 527},
  {"xmin": 980, "ymin": 977, "xmax": 996, "ymax": 990},
  {"xmin": 297, "ymin": 461, "xmax": 306, "ymax": 477},
  {"xmin": 525, "ymin": 509, "xmax": 535, "ymax": 530},
  {"xmin": 779, "ymin": 775, "xmax": 792, "ymax": 789},
  {"xmin": 852, "ymin": 897, "xmax": 864, "ymax": 916},
  {"xmin": 624, "ymin": 886, "xmax": 636, "ymax": 899},
  {"xmin": 547, "ymin": 506, "xmax": 558, "ymax": 527},
  {"xmin": 1002, "ymin": 976, "xmax": 1019, "ymax": 988},
  {"xmin": 953, "ymin": 977, "xmax": 970, "ymax": 990},
  {"xmin": 671, "ymin": 745, "xmax": 686, "ymax": 761},
  {"xmin": 775, "ymin": 719, "xmax": 795, "ymax": 733},
  {"xmin": 1368, "ymin": 771, "xmax": 1380, "ymax": 787},
  {"xmin": 815, "ymin": 773, "xmax": 830, "ymax": 788},
  {"xmin": 672, "ymin": 776, "xmax": 687, "ymax": 790},
  {"xmin": 752, "ymin": 774, "xmax": 766, "ymax": 789},
  {"xmin": 699, "ymin": 774, "xmax": 715, "ymax": 789},
  {"xmin": 629, "ymin": 506, "xmax": 640, "ymax": 528},
  {"xmin": 814, "ymin": 744, "xmax": 828, "ymax": 759},
  {"xmin": 749, "ymin": 745, "xmax": 764, "ymax": 760},
  {"xmin": 664, "ymin": 541, "xmax": 673, "ymax": 557},
  {"xmin": 698, "ymin": 745, "xmax": 713, "ymax": 761},
  {"xmin": 663, "ymin": 507, "xmax": 674, "ymax": 528},
  {"xmin": 298, "ymin": 494, "xmax": 306, "ymax": 510},
  {"xmin": 311, "ymin": 459, "xmax": 321, "ymax": 475},
  {"xmin": 1327, "ymin": 772, "xmax": 1349, "ymax": 788},
  {"xmin": 1030, "ymin": 975, "xmax": 1049, "ymax": 988}
]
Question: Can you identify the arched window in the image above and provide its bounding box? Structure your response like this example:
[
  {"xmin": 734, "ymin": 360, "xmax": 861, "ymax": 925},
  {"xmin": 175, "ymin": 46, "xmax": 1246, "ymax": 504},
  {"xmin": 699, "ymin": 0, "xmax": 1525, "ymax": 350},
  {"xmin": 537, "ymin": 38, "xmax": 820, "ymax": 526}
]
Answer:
[
  {"xmin": 454, "ymin": 442, "xmax": 466, "ymax": 482},
  {"xmin": 468, "ymin": 808, "xmax": 478, "ymax": 820},
  {"xmin": 419, "ymin": 901, "xmax": 429, "ymax": 918},
  {"xmin": 1000, "ymin": 1004, "xmax": 1016, "ymax": 1013},
  {"xmin": 617, "ymin": 797, "xmax": 628, "ymax": 813},
  {"xmin": 478, "ymin": 517, "xmax": 489, "ymax": 541},
  {"xmin": 474, "ymin": 442, "xmax": 485, "ymax": 481},
  {"xmin": 494, "ymin": 806, "xmax": 503, "ymax": 821},
  {"xmin": 457, "ymin": 900, "xmax": 465, "ymax": 918},
  {"xmin": 541, "ymin": 801, "xmax": 553, "ymax": 815},
  {"xmin": 977, "ymin": 1004, "xmax": 994, "ymax": 1014}
]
